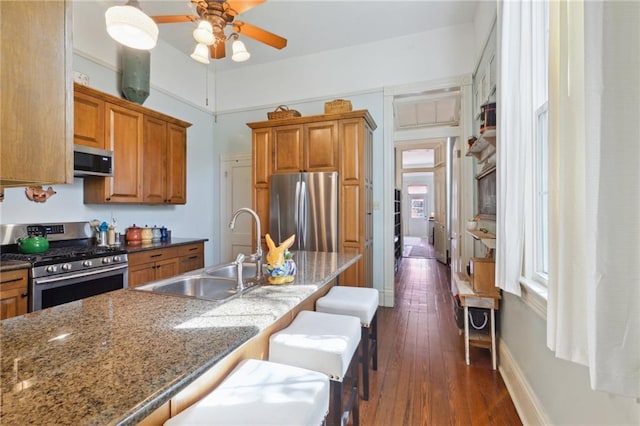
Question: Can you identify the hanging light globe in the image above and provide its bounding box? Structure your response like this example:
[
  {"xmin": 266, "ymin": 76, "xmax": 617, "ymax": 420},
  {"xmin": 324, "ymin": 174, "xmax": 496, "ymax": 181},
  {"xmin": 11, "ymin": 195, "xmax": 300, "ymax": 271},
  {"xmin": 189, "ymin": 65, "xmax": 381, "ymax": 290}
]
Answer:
[{"xmin": 105, "ymin": 0, "xmax": 158, "ymax": 50}]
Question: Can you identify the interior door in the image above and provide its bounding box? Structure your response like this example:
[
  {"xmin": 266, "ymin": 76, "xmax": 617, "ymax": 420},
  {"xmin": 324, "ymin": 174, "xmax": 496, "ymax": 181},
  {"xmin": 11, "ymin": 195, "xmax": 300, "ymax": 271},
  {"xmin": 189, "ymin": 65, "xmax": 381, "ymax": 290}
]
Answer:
[
  {"xmin": 433, "ymin": 166, "xmax": 447, "ymax": 263},
  {"xmin": 220, "ymin": 154, "xmax": 252, "ymax": 263}
]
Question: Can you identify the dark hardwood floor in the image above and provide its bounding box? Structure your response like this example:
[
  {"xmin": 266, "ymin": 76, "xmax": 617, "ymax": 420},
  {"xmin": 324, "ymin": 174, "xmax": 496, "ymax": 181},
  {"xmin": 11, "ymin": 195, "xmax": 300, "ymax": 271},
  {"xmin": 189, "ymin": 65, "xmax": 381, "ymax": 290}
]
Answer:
[{"xmin": 358, "ymin": 257, "xmax": 522, "ymax": 425}]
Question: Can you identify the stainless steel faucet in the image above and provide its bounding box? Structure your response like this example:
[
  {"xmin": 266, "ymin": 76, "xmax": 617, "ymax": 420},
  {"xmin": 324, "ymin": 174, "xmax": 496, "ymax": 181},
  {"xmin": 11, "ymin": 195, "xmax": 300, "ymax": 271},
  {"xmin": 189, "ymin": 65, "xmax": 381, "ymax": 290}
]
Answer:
[{"xmin": 229, "ymin": 207, "xmax": 263, "ymax": 280}]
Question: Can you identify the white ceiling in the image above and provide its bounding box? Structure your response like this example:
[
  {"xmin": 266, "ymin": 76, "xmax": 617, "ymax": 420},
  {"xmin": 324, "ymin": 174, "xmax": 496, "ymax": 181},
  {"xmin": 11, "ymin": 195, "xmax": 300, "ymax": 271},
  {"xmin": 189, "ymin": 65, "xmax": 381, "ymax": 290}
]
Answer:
[{"xmin": 131, "ymin": 0, "xmax": 478, "ymax": 71}]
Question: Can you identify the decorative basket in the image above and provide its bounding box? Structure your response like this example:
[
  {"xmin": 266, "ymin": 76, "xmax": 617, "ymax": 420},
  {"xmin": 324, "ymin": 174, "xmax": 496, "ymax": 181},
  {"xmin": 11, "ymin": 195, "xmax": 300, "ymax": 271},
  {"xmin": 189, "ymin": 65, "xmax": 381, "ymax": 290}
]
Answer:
[
  {"xmin": 267, "ymin": 105, "xmax": 301, "ymax": 120},
  {"xmin": 324, "ymin": 99, "xmax": 352, "ymax": 113}
]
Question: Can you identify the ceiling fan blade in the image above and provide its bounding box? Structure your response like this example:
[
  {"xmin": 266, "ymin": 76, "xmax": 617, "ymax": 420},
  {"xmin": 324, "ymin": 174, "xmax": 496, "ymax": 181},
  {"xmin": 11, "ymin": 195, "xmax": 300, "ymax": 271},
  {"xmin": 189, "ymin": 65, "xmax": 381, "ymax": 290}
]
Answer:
[
  {"xmin": 226, "ymin": 0, "xmax": 266, "ymax": 15},
  {"xmin": 210, "ymin": 42, "xmax": 226, "ymax": 59},
  {"xmin": 234, "ymin": 21, "xmax": 287, "ymax": 49},
  {"xmin": 151, "ymin": 15, "xmax": 197, "ymax": 24}
]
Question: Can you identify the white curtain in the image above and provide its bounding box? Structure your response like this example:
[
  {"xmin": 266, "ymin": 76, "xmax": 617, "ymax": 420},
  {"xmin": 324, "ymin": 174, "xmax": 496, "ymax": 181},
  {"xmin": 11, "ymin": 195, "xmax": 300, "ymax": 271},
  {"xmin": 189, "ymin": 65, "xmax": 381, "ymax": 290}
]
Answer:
[
  {"xmin": 547, "ymin": 0, "xmax": 640, "ymax": 397},
  {"xmin": 495, "ymin": 1, "xmax": 532, "ymax": 296}
]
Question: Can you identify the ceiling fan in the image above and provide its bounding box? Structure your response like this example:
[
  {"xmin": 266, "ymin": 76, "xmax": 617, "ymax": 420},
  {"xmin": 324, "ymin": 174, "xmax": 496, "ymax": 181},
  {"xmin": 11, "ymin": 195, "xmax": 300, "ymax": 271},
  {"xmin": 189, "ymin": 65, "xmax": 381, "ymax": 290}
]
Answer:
[{"xmin": 150, "ymin": 0, "xmax": 287, "ymax": 63}]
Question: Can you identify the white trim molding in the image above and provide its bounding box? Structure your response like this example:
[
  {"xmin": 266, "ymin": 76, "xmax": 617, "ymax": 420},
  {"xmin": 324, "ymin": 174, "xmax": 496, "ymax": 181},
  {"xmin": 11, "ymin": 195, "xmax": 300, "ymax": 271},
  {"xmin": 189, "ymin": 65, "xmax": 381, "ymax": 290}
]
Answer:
[{"xmin": 499, "ymin": 339, "xmax": 550, "ymax": 426}]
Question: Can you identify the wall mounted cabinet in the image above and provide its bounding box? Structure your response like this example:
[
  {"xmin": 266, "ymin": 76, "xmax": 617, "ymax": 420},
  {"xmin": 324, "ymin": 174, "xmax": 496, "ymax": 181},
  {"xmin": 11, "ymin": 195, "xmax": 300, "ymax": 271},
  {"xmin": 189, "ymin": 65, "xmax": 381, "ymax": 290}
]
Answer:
[
  {"xmin": 248, "ymin": 110, "xmax": 376, "ymax": 288},
  {"xmin": 0, "ymin": 0, "xmax": 73, "ymax": 187},
  {"xmin": 74, "ymin": 84, "xmax": 191, "ymax": 204}
]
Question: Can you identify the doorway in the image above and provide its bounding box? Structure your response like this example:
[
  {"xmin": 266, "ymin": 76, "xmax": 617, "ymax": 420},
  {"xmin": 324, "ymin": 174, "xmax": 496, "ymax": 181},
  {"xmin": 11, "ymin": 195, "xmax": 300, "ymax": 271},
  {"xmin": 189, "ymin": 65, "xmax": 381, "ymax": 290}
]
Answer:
[
  {"xmin": 382, "ymin": 76, "xmax": 472, "ymax": 307},
  {"xmin": 402, "ymin": 171, "xmax": 436, "ymax": 259}
]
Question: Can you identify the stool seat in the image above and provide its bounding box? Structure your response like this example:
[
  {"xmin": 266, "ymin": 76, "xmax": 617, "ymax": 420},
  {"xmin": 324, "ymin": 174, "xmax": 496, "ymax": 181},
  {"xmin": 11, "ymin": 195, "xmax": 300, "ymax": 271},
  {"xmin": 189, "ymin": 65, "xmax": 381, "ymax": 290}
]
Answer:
[
  {"xmin": 164, "ymin": 359, "xmax": 329, "ymax": 426},
  {"xmin": 316, "ymin": 286, "xmax": 379, "ymax": 402},
  {"xmin": 316, "ymin": 286, "xmax": 379, "ymax": 327},
  {"xmin": 269, "ymin": 310, "xmax": 361, "ymax": 381}
]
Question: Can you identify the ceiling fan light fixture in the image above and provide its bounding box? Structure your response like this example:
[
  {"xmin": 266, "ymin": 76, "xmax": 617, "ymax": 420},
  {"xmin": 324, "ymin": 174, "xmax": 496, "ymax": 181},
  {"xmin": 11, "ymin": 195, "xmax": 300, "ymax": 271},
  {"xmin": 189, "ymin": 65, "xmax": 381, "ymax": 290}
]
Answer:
[
  {"xmin": 193, "ymin": 20, "xmax": 215, "ymax": 45},
  {"xmin": 105, "ymin": 0, "xmax": 158, "ymax": 50},
  {"xmin": 190, "ymin": 43, "xmax": 210, "ymax": 64},
  {"xmin": 231, "ymin": 39, "xmax": 250, "ymax": 62}
]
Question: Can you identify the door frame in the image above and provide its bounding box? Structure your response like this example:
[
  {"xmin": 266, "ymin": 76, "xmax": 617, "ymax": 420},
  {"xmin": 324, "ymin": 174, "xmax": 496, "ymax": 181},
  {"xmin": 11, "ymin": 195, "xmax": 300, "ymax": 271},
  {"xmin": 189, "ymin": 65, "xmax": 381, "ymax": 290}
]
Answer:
[
  {"xmin": 382, "ymin": 75, "xmax": 474, "ymax": 307},
  {"xmin": 219, "ymin": 153, "xmax": 252, "ymax": 263}
]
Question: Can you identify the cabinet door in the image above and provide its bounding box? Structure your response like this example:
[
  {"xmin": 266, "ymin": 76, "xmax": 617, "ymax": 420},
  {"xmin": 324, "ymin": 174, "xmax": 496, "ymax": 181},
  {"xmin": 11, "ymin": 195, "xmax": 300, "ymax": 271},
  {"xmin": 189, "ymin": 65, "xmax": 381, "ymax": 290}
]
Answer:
[
  {"xmin": 0, "ymin": 0, "xmax": 72, "ymax": 187},
  {"xmin": 108, "ymin": 103, "xmax": 143, "ymax": 202},
  {"xmin": 0, "ymin": 270, "xmax": 28, "ymax": 319},
  {"xmin": 155, "ymin": 258, "xmax": 180, "ymax": 281},
  {"xmin": 272, "ymin": 125, "xmax": 303, "ymax": 173},
  {"xmin": 254, "ymin": 185, "xmax": 270, "ymax": 251},
  {"xmin": 304, "ymin": 121, "xmax": 338, "ymax": 171},
  {"xmin": 74, "ymin": 91, "xmax": 105, "ymax": 149},
  {"xmin": 253, "ymin": 128, "xmax": 271, "ymax": 185},
  {"xmin": 166, "ymin": 123, "xmax": 187, "ymax": 204},
  {"xmin": 142, "ymin": 116, "xmax": 167, "ymax": 203},
  {"xmin": 128, "ymin": 263, "xmax": 157, "ymax": 288}
]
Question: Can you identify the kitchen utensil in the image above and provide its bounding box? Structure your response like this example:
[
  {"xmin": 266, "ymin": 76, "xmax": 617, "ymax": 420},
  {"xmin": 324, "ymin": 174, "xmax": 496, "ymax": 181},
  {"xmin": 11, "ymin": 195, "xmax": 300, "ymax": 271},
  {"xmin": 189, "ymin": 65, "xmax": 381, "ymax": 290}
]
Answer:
[
  {"xmin": 151, "ymin": 226, "xmax": 161, "ymax": 242},
  {"xmin": 17, "ymin": 235, "xmax": 50, "ymax": 254},
  {"xmin": 126, "ymin": 225, "xmax": 142, "ymax": 243},
  {"xmin": 141, "ymin": 226, "xmax": 153, "ymax": 242}
]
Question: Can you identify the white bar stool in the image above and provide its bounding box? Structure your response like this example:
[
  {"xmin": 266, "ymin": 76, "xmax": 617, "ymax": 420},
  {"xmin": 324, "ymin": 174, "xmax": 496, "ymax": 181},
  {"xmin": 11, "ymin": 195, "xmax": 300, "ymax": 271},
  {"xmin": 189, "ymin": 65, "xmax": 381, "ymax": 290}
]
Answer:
[
  {"xmin": 269, "ymin": 310, "xmax": 361, "ymax": 426},
  {"xmin": 164, "ymin": 359, "xmax": 329, "ymax": 426},
  {"xmin": 315, "ymin": 286, "xmax": 379, "ymax": 400}
]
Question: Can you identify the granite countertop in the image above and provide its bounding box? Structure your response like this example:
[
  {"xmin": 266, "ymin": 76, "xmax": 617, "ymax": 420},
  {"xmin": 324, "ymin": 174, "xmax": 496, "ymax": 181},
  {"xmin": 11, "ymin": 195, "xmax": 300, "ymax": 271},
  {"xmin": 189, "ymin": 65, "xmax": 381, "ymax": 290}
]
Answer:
[
  {"xmin": 0, "ymin": 251, "xmax": 361, "ymax": 425},
  {"xmin": 0, "ymin": 260, "xmax": 32, "ymax": 272}
]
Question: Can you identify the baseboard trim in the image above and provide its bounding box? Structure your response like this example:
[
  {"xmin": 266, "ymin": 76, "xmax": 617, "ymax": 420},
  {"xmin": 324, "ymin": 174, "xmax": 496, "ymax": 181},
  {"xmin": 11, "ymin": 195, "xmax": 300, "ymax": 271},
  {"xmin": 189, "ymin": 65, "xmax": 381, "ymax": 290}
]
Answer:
[
  {"xmin": 498, "ymin": 340, "xmax": 550, "ymax": 425},
  {"xmin": 380, "ymin": 288, "xmax": 394, "ymax": 307}
]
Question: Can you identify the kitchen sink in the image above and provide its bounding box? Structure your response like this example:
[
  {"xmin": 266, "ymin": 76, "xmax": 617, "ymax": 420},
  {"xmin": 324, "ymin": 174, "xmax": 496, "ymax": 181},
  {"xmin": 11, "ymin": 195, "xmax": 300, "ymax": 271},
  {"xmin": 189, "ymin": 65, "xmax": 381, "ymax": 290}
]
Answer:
[
  {"xmin": 205, "ymin": 262, "xmax": 265, "ymax": 281},
  {"xmin": 134, "ymin": 259, "xmax": 268, "ymax": 303},
  {"xmin": 134, "ymin": 275, "xmax": 258, "ymax": 303}
]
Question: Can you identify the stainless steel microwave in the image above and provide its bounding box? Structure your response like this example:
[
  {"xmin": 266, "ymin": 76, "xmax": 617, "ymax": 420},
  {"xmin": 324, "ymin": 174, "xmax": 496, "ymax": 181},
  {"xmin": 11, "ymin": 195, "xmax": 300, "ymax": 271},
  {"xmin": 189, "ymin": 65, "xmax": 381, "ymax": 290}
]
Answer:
[{"xmin": 73, "ymin": 145, "xmax": 113, "ymax": 177}]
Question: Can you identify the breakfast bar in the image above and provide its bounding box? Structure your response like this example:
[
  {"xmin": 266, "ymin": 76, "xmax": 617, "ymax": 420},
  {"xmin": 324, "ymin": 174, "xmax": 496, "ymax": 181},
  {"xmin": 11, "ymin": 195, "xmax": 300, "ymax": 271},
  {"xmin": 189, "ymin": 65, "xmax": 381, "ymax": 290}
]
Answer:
[{"xmin": 0, "ymin": 251, "xmax": 361, "ymax": 425}]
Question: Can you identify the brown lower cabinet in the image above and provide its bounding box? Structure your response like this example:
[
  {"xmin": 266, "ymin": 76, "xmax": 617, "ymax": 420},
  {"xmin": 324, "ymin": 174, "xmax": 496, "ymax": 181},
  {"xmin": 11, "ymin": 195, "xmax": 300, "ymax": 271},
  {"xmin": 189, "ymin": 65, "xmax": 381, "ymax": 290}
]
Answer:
[
  {"xmin": 0, "ymin": 269, "xmax": 29, "ymax": 320},
  {"xmin": 128, "ymin": 243, "xmax": 205, "ymax": 288}
]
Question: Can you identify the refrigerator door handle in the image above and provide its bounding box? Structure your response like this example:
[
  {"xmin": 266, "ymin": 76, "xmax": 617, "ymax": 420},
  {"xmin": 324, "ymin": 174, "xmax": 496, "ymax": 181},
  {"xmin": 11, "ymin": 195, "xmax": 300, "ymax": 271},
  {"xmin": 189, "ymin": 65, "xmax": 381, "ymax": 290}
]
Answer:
[
  {"xmin": 294, "ymin": 180, "xmax": 301, "ymax": 238},
  {"xmin": 299, "ymin": 180, "xmax": 306, "ymax": 248}
]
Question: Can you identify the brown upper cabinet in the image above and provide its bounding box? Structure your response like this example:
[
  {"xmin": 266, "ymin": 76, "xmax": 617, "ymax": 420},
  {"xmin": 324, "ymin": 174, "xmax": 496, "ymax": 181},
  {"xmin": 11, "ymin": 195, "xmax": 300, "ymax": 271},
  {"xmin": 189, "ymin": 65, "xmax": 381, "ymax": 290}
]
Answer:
[
  {"xmin": 0, "ymin": 0, "xmax": 73, "ymax": 187},
  {"xmin": 75, "ymin": 84, "xmax": 191, "ymax": 204},
  {"xmin": 247, "ymin": 110, "xmax": 376, "ymax": 288},
  {"xmin": 271, "ymin": 121, "xmax": 339, "ymax": 173}
]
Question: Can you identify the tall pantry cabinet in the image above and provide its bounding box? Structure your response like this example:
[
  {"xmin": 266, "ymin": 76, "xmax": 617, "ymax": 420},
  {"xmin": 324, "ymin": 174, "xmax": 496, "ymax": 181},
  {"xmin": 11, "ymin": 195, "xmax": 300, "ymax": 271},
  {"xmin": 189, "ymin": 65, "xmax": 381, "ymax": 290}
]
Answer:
[{"xmin": 247, "ymin": 110, "xmax": 376, "ymax": 288}]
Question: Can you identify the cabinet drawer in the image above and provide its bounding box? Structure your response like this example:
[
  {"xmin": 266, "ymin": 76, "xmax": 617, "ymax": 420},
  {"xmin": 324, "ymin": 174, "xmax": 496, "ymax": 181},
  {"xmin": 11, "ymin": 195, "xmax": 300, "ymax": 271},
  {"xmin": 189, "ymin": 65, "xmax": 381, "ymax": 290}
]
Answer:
[
  {"xmin": 128, "ymin": 247, "xmax": 179, "ymax": 266},
  {"xmin": 177, "ymin": 243, "xmax": 204, "ymax": 257}
]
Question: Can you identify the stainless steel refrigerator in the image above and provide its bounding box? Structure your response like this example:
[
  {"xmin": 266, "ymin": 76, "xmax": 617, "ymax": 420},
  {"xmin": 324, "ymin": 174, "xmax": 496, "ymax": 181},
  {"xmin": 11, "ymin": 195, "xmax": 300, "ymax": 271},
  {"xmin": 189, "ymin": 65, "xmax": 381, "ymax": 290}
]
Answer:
[{"xmin": 269, "ymin": 171, "xmax": 338, "ymax": 252}]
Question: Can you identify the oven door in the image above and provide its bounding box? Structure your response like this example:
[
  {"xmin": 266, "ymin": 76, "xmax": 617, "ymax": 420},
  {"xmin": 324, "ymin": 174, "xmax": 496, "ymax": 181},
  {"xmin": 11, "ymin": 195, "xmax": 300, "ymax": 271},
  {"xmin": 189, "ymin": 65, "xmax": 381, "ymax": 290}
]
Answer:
[{"xmin": 31, "ymin": 264, "xmax": 128, "ymax": 312}]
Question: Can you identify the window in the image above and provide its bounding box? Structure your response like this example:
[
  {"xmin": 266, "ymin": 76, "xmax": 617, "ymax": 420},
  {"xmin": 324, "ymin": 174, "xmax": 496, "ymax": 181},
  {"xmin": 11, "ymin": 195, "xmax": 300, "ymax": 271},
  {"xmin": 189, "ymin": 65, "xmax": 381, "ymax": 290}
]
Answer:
[
  {"xmin": 523, "ymin": 0, "xmax": 549, "ymax": 289},
  {"xmin": 410, "ymin": 199, "xmax": 425, "ymax": 218}
]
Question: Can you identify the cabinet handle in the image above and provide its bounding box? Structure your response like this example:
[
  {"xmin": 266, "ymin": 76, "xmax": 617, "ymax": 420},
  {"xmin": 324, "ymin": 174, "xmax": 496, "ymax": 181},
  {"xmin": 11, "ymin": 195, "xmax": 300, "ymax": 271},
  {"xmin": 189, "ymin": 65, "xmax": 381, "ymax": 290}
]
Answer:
[
  {"xmin": 187, "ymin": 247, "xmax": 198, "ymax": 252},
  {"xmin": 106, "ymin": 197, "xmax": 111, "ymax": 201},
  {"xmin": 186, "ymin": 255, "xmax": 199, "ymax": 260},
  {"xmin": 150, "ymin": 254, "xmax": 162, "ymax": 258},
  {"xmin": 21, "ymin": 293, "xmax": 28, "ymax": 298},
  {"xmin": 1, "ymin": 277, "xmax": 24, "ymax": 285}
]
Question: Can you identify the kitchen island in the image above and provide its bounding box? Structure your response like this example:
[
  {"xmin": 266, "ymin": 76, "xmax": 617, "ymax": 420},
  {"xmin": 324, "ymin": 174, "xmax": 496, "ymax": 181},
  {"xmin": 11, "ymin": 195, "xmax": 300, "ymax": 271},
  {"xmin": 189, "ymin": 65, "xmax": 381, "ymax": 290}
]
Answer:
[{"xmin": 0, "ymin": 251, "xmax": 361, "ymax": 425}]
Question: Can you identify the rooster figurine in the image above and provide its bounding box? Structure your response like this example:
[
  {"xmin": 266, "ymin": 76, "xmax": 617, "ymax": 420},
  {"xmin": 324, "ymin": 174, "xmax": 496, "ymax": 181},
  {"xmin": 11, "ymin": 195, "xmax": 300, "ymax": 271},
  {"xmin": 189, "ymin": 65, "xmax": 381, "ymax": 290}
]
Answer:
[
  {"xmin": 265, "ymin": 233, "xmax": 297, "ymax": 285},
  {"xmin": 25, "ymin": 186, "xmax": 56, "ymax": 203}
]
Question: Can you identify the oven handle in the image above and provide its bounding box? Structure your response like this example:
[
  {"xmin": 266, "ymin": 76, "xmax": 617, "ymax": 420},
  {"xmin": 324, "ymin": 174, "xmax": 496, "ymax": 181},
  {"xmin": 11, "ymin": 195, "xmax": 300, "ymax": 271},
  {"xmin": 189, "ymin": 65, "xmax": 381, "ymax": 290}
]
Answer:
[{"xmin": 33, "ymin": 264, "xmax": 128, "ymax": 285}]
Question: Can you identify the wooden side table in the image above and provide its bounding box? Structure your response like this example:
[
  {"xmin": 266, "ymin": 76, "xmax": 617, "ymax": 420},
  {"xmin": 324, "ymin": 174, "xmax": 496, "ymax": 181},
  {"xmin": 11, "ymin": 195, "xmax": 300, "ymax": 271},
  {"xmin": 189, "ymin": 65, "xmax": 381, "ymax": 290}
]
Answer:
[{"xmin": 454, "ymin": 273, "xmax": 501, "ymax": 369}]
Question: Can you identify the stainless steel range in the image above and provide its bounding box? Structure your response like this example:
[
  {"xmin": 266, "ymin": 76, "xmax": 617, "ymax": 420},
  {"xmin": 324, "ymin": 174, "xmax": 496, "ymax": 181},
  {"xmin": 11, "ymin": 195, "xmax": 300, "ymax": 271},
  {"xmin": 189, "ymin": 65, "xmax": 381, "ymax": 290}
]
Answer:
[{"xmin": 0, "ymin": 222, "xmax": 128, "ymax": 312}]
